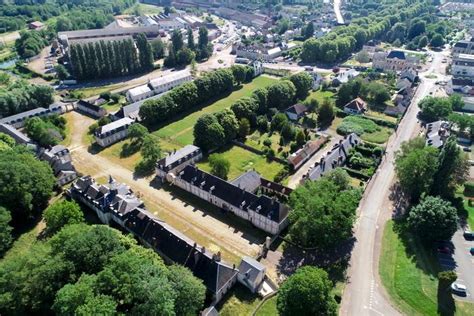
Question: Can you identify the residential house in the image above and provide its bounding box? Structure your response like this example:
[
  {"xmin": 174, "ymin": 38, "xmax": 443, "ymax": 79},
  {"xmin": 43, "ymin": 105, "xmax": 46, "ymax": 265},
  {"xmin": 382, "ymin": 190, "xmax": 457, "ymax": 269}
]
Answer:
[
  {"xmin": 396, "ymin": 78, "xmax": 412, "ymax": 91},
  {"xmin": 126, "ymin": 85, "xmax": 155, "ymax": 103},
  {"xmin": 28, "ymin": 21, "xmax": 44, "ymax": 30},
  {"xmin": 452, "ymin": 38, "xmax": 474, "ymax": 56},
  {"xmin": 68, "ymin": 175, "xmax": 239, "ymax": 304},
  {"xmin": 332, "ymin": 68, "xmax": 360, "ymax": 85},
  {"xmin": 372, "ymin": 50, "xmax": 418, "ymax": 72},
  {"xmin": 400, "ymin": 69, "xmax": 418, "ymax": 83},
  {"xmin": 156, "ymin": 145, "xmax": 203, "ymax": 179},
  {"xmin": 39, "ymin": 145, "xmax": 77, "ymax": 185},
  {"xmin": 168, "ymin": 165, "xmax": 290, "ymax": 235},
  {"xmin": 237, "ymin": 256, "xmax": 266, "ymax": 293},
  {"xmin": 425, "ymin": 121, "xmax": 450, "ymax": 148},
  {"xmin": 287, "ymin": 137, "xmax": 328, "ymax": 170},
  {"xmin": 343, "ymin": 97, "xmax": 367, "ymax": 115},
  {"xmin": 285, "ymin": 103, "xmax": 308, "ymax": 121},
  {"xmin": 95, "ymin": 117, "xmax": 134, "ymax": 147},
  {"xmin": 305, "ymin": 133, "xmax": 361, "ymax": 182},
  {"xmin": 76, "ymin": 100, "xmax": 107, "ymax": 118},
  {"xmin": 452, "ymin": 53, "xmax": 474, "ymax": 78}
]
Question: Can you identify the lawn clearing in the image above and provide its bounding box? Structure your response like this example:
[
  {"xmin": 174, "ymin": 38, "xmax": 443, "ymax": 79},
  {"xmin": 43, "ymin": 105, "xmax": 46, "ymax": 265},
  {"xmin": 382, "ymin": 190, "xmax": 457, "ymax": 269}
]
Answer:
[
  {"xmin": 153, "ymin": 76, "xmax": 277, "ymax": 147},
  {"xmin": 124, "ymin": 3, "xmax": 163, "ymax": 14},
  {"xmin": 197, "ymin": 145, "xmax": 286, "ymax": 181},
  {"xmin": 305, "ymin": 89, "xmax": 335, "ymax": 104},
  {"xmin": 245, "ymin": 131, "xmax": 290, "ymax": 159},
  {"xmin": 256, "ymin": 296, "xmax": 278, "ymax": 316},
  {"xmin": 217, "ymin": 284, "xmax": 263, "ymax": 316},
  {"xmin": 361, "ymin": 128, "xmax": 392, "ymax": 144},
  {"xmin": 60, "ymin": 112, "xmax": 74, "ymax": 147},
  {"xmin": 365, "ymin": 110, "xmax": 398, "ymax": 124},
  {"xmin": 379, "ymin": 220, "xmax": 474, "ymax": 316},
  {"xmin": 462, "ymin": 198, "xmax": 474, "ymax": 229},
  {"xmin": 71, "ymin": 83, "xmax": 127, "ymax": 98}
]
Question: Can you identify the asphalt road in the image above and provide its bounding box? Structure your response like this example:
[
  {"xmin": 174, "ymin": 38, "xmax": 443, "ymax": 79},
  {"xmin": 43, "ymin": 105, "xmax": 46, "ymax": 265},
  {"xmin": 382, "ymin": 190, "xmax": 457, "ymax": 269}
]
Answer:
[
  {"xmin": 451, "ymin": 229, "xmax": 474, "ymax": 303},
  {"xmin": 340, "ymin": 49, "xmax": 447, "ymax": 316}
]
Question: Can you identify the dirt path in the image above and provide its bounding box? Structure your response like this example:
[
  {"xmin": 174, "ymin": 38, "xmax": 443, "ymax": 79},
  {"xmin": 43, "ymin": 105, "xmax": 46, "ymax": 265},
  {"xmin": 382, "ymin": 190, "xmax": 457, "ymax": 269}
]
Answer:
[{"xmin": 67, "ymin": 112, "xmax": 262, "ymax": 263}]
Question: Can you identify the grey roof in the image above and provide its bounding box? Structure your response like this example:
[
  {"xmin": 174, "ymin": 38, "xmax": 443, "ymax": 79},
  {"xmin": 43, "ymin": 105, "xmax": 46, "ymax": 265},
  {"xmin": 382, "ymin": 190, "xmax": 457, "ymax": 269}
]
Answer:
[
  {"xmin": 238, "ymin": 256, "xmax": 266, "ymax": 286},
  {"xmin": 58, "ymin": 25, "xmax": 161, "ymax": 41},
  {"xmin": 115, "ymin": 92, "xmax": 168, "ymax": 120},
  {"xmin": 148, "ymin": 70, "xmax": 191, "ymax": 90},
  {"xmin": 0, "ymin": 104, "xmax": 63, "ymax": 125},
  {"xmin": 156, "ymin": 145, "xmax": 201, "ymax": 173},
  {"xmin": 307, "ymin": 133, "xmax": 360, "ymax": 181},
  {"xmin": 96, "ymin": 117, "xmax": 134, "ymax": 138},
  {"xmin": 230, "ymin": 170, "xmax": 261, "ymax": 193},
  {"xmin": 0, "ymin": 123, "xmax": 32, "ymax": 144},
  {"xmin": 387, "ymin": 50, "xmax": 406, "ymax": 60}
]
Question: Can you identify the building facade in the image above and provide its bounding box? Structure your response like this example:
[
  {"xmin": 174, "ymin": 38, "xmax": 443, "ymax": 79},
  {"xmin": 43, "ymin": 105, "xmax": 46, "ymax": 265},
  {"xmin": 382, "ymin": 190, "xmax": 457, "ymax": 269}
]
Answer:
[
  {"xmin": 95, "ymin": 117, "xmax": 134, "ymax": 148},
  {"xmin": 156, "ymin": 145, "xmax": 203, "ymax": 179}
]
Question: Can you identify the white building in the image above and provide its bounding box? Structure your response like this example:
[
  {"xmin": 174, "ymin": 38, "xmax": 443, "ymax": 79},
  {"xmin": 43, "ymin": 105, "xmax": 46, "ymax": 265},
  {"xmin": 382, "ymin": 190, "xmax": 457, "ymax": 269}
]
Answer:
[
  {"xmin": 126, "ymin": 85, "xmax": 154, "ymax": 103},
  {"xmin": 156, "ymin": 145, "xmax": 203, "ymax": 179},
  {"xmin": 452, "ymin": 53, "xmax": 474, "ymax": 78},
  {"xmin": 95, "ymin": 117, "xmax": 134, "ymax": 147}
]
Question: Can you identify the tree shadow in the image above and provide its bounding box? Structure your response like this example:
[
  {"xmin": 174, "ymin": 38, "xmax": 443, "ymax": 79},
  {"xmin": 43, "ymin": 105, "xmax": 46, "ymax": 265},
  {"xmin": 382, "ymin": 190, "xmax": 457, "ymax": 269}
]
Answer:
[
  {"xmin": 120, "ymin": 141, "xmax": 141, "ymax": 158},
  {"xmin": 437, "ymin": 284, "xmax": 456, "ymax": 316}
]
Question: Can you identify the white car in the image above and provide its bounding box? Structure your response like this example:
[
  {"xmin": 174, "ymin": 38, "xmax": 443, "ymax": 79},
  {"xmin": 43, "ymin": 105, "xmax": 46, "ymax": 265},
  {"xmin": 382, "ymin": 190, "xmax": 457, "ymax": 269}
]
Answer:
[{"xmin": 451, "ymin": 283, "xmax": 467, "ymax": 295}]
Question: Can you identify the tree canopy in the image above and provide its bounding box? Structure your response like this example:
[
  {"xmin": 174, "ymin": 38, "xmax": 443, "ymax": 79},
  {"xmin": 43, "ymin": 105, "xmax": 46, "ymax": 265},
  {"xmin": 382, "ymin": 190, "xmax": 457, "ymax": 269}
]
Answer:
[{"xmin": 43, "ymin": 200, "xmax": 84, "ymax": 235}]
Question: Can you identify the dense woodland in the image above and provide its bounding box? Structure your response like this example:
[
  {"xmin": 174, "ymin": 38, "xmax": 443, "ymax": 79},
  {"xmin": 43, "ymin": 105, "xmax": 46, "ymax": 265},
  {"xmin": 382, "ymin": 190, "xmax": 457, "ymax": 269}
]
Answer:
[
  {"xmin": 69, "ymin": 33, "xmax": 154, "ymax": 80},
  {"xmin": 0, "ymin": 0, "xmax": 135, "ymax": 33},
  {"xmin": 0, "ymin": 79, "xmax": 54, "ymax": 118}
]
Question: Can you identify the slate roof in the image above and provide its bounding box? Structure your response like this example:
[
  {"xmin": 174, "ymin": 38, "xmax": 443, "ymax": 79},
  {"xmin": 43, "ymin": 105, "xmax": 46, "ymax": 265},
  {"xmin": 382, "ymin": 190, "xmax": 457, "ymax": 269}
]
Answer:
[
  {"xmin": 156, "ymin": 145, "xmax": 202, "ymax": 173},
  {"xmin": 178, "ymin": 165, "xmax": 288, "ymax": 223},
  {"xmin": 387, "ymin": 50, "xmax": 406, "ymax": 60},
  {"xmin": 96, "ymin": 118, "xmax": 134, "ymax": 139},
  {"xmin": 149, "ymin": 70, "xmax": 191, "ymax": 90},
  {"xmin": 124, "ymin": 208, "xmax": 238, "ymax": 295},
  {"xmin": 285, "ymin": 103, "xmax": 308, "ymax": 116},
  {"xmin": 114, "ymin": 92, "xmax": 167, "ymax": 120},
  {"xmin": 452, "ymin": 78, "xmax": 474, "ymax": 86},
  {"xmin": 260, "ymin": 178, "xmax": 293, "ymax": 196},
  {"xmin": 307, "ymin": 133, "xmax": 360, "ymax": 181},
  {"xmin": 0, "ymin": 123, "xmax": 32, "ymax": 144},
  {"xmin": 0, "ymin": 104, "xmax": 63, "ymax": 125},
  {"xmin": 58, "ymin": 25, "xmax": 160, "ymax": 41},
  {"xmin": 230, "ymin": 170, "xmax": 261, "ymax": 193},
  {"xmin": 344, "ymin": 97, "xmax": 367, "ymax": 112},
  {"xmin": 454, "ymin": 41, "xmax": 469, "ymax": 48},
  {"xmin": 238, "ymin": 256, "xmax": 265, "ymax": 285}
]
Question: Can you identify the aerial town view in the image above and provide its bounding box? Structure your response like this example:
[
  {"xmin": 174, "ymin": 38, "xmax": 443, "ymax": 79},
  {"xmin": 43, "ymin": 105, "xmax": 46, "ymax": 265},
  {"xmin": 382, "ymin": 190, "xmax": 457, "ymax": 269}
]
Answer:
[{"xmin": 1, "ymin": 0, "xmax": 474, "ymax": 315}]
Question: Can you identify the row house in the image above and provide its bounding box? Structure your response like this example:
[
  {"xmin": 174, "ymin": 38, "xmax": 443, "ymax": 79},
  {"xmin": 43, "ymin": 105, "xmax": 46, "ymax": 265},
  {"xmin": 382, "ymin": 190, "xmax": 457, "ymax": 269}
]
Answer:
[
  {"xmin": 39, "ymin": 145, "xmax": 77, "ymax": 186},
  {"xmin": 169, "ymin": 165, "xmax": 290, "ymax": 235},
  {"xmin": 76, "ymin": 100, "xmax": 107, "ymax": 118},
  {"xmin": 126, "ymin": 70, "xmax": 192, "ymax": 102},
  {"xmin": 95, "ymin": 117, "xmax": 134, "ymax": 148},
  {"xmin": 304, "ymin": 133, "xmax": 361, "ymax": 182},
  {"xmin": 452, "ymin": 53, "xmax": 474, "ymax": 78},
  {"xmin": 0, "ymin": 104, "xmax": 65, "ymax": 128},
  {"xmin": 68, "ymin": 175, "xmax": 240, "ymax": 304},
  {"xmin": 287, "ymin": 137, "xmax": 328, "ymax": 171}
]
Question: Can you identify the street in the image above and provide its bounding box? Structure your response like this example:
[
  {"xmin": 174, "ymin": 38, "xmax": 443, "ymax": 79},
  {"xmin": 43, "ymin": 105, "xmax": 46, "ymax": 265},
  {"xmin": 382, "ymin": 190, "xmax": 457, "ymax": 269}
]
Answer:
[
  {"xmin": 340, "ymin": 49, "xmax": 448, "ymax": 316},
  {"xmin": 451, "ymin": 229, "xmax": 474, "ymax": 303}
]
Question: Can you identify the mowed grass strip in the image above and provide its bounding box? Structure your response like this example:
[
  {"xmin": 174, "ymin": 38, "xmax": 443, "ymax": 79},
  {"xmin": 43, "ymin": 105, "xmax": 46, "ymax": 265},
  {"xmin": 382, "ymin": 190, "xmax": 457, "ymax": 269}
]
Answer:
[
  {"xmin": 154, "ymin": 76, "xmax": 278, "ymax": 147},
  {"xmin": 197, "ymin": 145, "xmax": 285, "ymax": 181}
]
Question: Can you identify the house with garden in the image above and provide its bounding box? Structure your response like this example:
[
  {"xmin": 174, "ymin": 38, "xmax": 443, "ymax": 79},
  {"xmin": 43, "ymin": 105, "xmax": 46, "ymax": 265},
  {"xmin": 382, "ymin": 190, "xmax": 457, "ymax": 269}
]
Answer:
[{"xmin": 343, "ymin": 98, "xmax": 367, "ymax": 115}]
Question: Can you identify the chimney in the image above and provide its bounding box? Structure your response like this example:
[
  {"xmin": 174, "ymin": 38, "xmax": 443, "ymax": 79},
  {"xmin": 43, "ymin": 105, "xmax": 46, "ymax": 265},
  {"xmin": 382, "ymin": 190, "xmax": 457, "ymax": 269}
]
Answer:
[
  {"xmin": 216, "ymin": 251, "xmax": 221, "ymax": 262},
  {"xmin": 202, "ymin": 246, "xmax": 206, "ymax": 253}
]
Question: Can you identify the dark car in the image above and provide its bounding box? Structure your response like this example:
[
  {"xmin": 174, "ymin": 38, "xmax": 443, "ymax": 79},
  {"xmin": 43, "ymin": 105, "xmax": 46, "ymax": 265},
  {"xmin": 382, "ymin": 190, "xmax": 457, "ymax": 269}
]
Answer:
[
  {"xmin": 470, "ymin": 248, "xmax": 474, "ymax": 255},
  {"xmin": 464, "ymin": 231, "xmax": 474, "ymax": 240}
]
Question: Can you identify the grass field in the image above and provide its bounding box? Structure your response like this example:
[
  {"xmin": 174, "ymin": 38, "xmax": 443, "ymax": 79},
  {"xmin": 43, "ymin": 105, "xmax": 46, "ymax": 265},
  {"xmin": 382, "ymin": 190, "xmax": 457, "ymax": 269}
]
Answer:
[
  {"xmin": 72, "ymin": 83, "xmax": 128, "ymax": 98},
  {"xmin": 380, "ymin": 221, "xmax": 474, "ymax": 316},
  {"xmin": 245, "ymin": 131, "xmax": 291, "ymax": 159},
  {"xmin": 218, "ymin": 285, "xmax": 263, "ymax": 316},
  {"xmin": 60, "ymin": 112, "xmax": 74, "ymax": 147},
  {"xmin": 256, "ymin": 296, "xmax": 278, "ymax": 316},
  {"xmin": 361, "ymin": 128, "xmax": 392, "ymax": 144},
  {"xmin": 197, "ymin": 145, "xmax": 285, "ymax": 181},
  {"xmin": 124, "ymin": 3, "xmax": 163, "ymax": 15},
  {"xmin": 153, "ymin": 76, "xmax": 277, "ymax": 151},
  {"xmin": 305, "ymin": 90, "xmax": 335, "ymax": 104},
  {"xmin": 464, "ymin": 199, "xmax": 474, "ymax": 229}
]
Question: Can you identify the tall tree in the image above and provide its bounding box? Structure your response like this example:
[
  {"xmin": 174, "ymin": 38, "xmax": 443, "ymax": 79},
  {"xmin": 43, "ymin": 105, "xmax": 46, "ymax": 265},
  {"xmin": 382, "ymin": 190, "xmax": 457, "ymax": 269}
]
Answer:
[
  {"xmin": 209, "ymin": 154, "xmax": 230, "ymax": 180},
  {"xmin": 43, "ymin": 200, "xmax": 84, "ymax": 235},
  {"xmin": 0, "ymin": 206, "xmax": 12, "ymax": 255},
  {"xmin": 171, "ymin": 29, "xmax": 184, "ymax": 52},
  {"xmin": 187, "ymin": 28, "xmax": 195, "ymax": 51}
]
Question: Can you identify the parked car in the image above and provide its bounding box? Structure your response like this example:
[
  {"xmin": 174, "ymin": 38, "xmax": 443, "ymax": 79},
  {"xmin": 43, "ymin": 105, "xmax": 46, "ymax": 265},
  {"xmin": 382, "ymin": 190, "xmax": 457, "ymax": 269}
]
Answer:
[
  {"xmin": 463, "ymin": 147, "xmax": 472, "ymax": 152},
  {"xmin": 470, "ymin": 247, "xmax": 474, "ymax": 255},
  {"xmin": 464, "ymin": 231, "xmax": 474, "ymax": 240},
  {"xmin": 451, "ymin": 283, "xmax": 467, "ymax": 296}
]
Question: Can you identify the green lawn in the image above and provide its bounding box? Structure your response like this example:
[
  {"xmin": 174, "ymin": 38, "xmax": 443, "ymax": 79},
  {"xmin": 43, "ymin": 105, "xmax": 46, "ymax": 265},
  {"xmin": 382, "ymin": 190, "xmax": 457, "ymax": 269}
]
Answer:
[
  {"xmin": 71, "ymin": 83, "xmax": 127, "ymax": 98},
  {"xmin": 153, "ymin": 76, "xmax": 277, "ymax": 150},
  {"xmin": 380, "ymin": 220, "xmax": 474, "ymax": 316},
  {"xmin": 197, "ymin": 145, "xmax": 285, "ymax": 181},
  {"xmin": 124, "ymin": 3, "xmax": 163, "ymax": 15},
  {"xmin": 361, "ymin": 128, "xmax": 392, "ymax": 144},
  {"xmin": 256, "ymin": 296, "xmax": 278, "ymax": 316},
  {"xmin": 217, "ymin": 284, "xmax": 263, "ymax": 316},
  {"xmin": 462, "ymin": 198, "xmax": 474, "ymax": 229},
  {"xmin": 304, "ymin": 90, "xmax": 335, "ymax": 104},
  {"xmin": 245, "ymin": 131, "xmax": 290, "ymax": 159}
]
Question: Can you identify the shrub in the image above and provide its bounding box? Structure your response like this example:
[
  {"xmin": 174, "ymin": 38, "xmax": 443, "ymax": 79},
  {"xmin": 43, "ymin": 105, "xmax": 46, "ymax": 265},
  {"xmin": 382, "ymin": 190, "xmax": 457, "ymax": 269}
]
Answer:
[
  {"xmin": 337, "ymin": 116, "xmax": 380, "ymax": 136},
  {"xmin": 464, "ymin": 182, "xmax": 474, "ymax": 197},
  {"xmin": 263, "ymin": 138, "xmax": 272, "ymax": 147}
]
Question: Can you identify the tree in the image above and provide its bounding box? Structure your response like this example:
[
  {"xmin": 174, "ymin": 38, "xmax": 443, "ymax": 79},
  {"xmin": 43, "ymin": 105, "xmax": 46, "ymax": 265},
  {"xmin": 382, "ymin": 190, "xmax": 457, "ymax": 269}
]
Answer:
[
  {"xmin": 231, "ymin": 97, "xmax": 257, "ymax": 125},
  {"xmin": 0, "ymin": 146, "xmax": 55, "ymax": 223},
  {"xmin": 289, "ymin": 72, "xmax": 313, "ymax": 100},
  {"xmin": 141, "ymin": 134, "xmax": 161, "ymax": 162},
  {"xmin": 407, "ymin": 196, "xmax": 458, "ymax": 242},
  {"xmin": 266, "ymin": 80, "xmax": 296, "ymax": 110},
  {"xmin": 43, "ymin": 200, "xmax": 84, "ymax": 235},
  {"xmin": 187, "ymin": 28, "xmax": 195, "ymax": 51},
  {"xmin": 395, "ymin": 137, "xmax": 439, "ymax": 202},
  {"xmin": 128, "ymin": 123, "xmax": 149, "ymax": 145},
  {"xmin": 449, "ymin": 94, "xmax": 464, "ymax": 111},
  {"xmin": 271, "ymin": 113, "xmax": 289, "ymax": 132},
  {"xmin": 408, "ymin": 19, "xmax": 426, "ymax": 39},
  {"xmin": 295, "ymin": 129, "xmax": 306, "ymax": 147},
  {"xmin": 277, "ymin": 266, "xmax": 337, "ymax": 316},
  {"xmin": 24, "ymin": 117, "xmax": 64, "ymax": 146},
  {"xmin": 281, "ymin": 122, "xmax": 296, "ymax": 142},
  {"xmin": 239, "ymin": 118, "xmax": 251, "ymax": 138},
  {"xmin": 209, "ymin": 154, "xmax": 230, "ymax": 180},
  {"xmin": 231, "ymin": 65, "xmax": 247, "ymax": 85},
  {"xmin": 355, "ymin": 51, "xmax": 370, "ymax": 63},
  {"xmin": 430, "ymin": 33, "xmax": 444, "ymax": 47},
  {"xmin": 150, "ymin": 38, "xmax": 165, "ymax": 59},
  {"xmin": 214, "ymin": 109, "xmax": 239, "ymax": 143},
  {"xmin": 419, "ymin": 97, "xmax": 452, "ymax": 123},
  {"xmin": 418, "ymin": 36, "xmax": 428, "ymax": 49},
  {"xmin": 252, "ymin": 88, "xmax": 268, "ymax": 114},
  {"xmin": 171, "ymin": 30, "xmax": 184, "ymax": 52},
  {"xmin": 325, "ymin": 168, "xmax": 351, "ymax": 190},
  {"xmin": 0, "ymin": 207, "xmax": 12, "ymax": 255},
  {"xmin": 168, "ymin": 265, "xmax": 206, "ymax": 316},
  {"xmin": 55, "ymin": 64, "xmax": 70, "ymax": 80},
  {"xmin": 317, "ymin": 98, "xmax": 335, "ymax": 126},
  {"xmin": 432, "ymin": 136, "xmax": 468, "ymax": 198},
  {"xmin": 302, "ymin": 21, "xmax": 314, "ymax": 40},
  {"xmin": 0, "ymin": 133, "xmax": 15, "ymax": 151},
  {"xmin": 438, "ymin": 271, "xmax": 457, "ymax": 290},
  {"xmin": 288, "ymin": 176, "xmax": 361, "ymax": 249},
  {"xmin": 193, "ymin": 114, "xmax": 226, "ymax": 152},
  {"xmin": 176, "ymin": 47, "xmax": 195, "ymax": 65}
]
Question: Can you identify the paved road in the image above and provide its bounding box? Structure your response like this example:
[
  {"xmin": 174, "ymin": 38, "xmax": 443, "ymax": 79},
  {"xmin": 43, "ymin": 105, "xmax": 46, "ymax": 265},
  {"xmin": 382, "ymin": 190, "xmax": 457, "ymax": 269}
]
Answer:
[
  {"xmin": 340, "ymin": 49, "xmax": 447, "ymax": 316},
  {"xmin": 334, "ymin": 0, "xmax": 345, "ymax": 25}
]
